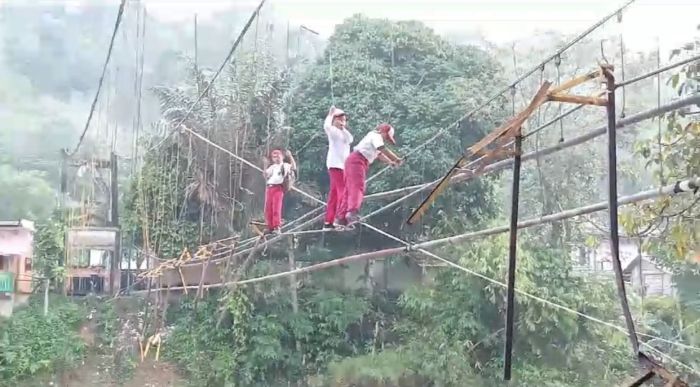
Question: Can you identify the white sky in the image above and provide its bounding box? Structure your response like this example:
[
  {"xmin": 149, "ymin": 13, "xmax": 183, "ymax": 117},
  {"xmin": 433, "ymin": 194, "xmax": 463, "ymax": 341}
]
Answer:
[
  {"xmin": 139, "ymin": 0, "xmax": 699, "ymax": 52},
  {"xmin": 12, "ymin": 0, "xmax": 700, "ymax": 52}
]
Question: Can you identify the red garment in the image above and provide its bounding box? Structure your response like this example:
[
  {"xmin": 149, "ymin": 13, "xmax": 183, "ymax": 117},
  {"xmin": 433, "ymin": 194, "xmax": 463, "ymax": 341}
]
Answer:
[
  {"xmin": 264, "ymin": 184, "xmax": 285, "ymax": 230},
  {"xmin": 325, "ymin": 168, "xmax": 345, "ymax": 224},
  {"xmin": 336, "ymin": 151, "xmax": 369, "ymax": 222}
]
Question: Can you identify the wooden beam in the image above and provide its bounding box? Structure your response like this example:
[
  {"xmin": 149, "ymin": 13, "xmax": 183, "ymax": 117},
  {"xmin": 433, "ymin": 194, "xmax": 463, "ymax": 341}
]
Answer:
[
  {"xmin": 250, "ymin": 220, "xmax": 265, "ymax": 236},
  {"xmin": 408, "ymin": 82, "xmax": 551, "ymax": 225},
  {"xmin": 548, "ymin": 93, "xmax": 607, "ymax": 106},
  {"xmin": 637, "ymin": 352, "xmax": 688, "ymax": 387},
  {"xmin": 627, "ymin": 371, "xmax": 655, "ymax": 387},
  {"xmin": 547, "ymin": 69, "xmax": 601, "ymax": 95},
  {"xmin": 466, "ymin": 82, "xmax": 552, "ymax": 159},
  {"xmin": 131, "ymin": 178, "xmax": 699, "ymax": 292}
]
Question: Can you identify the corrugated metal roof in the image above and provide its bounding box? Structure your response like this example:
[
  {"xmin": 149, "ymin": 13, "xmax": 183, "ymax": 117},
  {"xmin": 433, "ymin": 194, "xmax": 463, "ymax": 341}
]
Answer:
[{"xmin": 0, "ymin": 219, "xmax": 35, "ymax": 231}]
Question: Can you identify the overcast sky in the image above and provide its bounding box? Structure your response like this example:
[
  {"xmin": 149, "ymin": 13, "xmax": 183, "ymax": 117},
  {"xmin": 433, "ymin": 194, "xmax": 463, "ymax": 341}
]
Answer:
[
  {"xmin": 16, "ymin": 0, "xmax": 700, "ymax": 53},
  {"xmin": 134, "ymin": 0, "xmax": 700, "ymax": 52}
]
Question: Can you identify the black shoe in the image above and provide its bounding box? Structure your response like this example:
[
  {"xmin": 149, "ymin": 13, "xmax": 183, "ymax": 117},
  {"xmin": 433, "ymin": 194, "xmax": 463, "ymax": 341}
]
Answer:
[{"xmin": 323, "ymin": 223, "xmax": 335, "ymax": 231}]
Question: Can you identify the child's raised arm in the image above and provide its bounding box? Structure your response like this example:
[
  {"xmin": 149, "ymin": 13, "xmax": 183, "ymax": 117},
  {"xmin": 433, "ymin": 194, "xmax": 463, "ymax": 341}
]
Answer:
[
  {"xmin": 323, "ymin": 106, "xmax": 335, "ymax": 132},
  {"xmin": 262, "ymin": 156, "xmax": 271, "ymax": 178}
]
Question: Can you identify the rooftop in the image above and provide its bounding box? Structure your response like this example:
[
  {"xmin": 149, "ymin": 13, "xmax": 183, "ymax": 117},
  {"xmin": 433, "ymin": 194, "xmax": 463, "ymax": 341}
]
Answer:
[{"xmin": 0, "ymin": 219, "xmax": 35, "ymax": 232}]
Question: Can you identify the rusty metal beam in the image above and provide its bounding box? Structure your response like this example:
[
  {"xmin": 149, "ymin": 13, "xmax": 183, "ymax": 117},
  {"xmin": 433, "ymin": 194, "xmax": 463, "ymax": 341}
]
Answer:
[
  {"xmin": 603, "ymin": 66, "xmax": 640, "ymax": 355},
  {"xmin": 503, "ymin": 132, "xmax": 523, "ymax": 381},
  {"xmin": 635, "ymin": 352, "xmax": 689, "ymax": 387}
]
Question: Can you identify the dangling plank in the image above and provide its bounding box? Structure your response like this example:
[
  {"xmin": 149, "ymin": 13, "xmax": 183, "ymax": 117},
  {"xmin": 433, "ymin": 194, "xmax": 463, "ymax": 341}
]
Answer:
[{"xmin": 407, "ymin": 81, "xmax": 552, "ymax": 225}]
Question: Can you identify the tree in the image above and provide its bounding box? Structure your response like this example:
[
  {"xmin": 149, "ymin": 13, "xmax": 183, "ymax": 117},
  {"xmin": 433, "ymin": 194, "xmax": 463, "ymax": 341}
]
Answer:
[
  {"xmin": 623, "ymin": 33, "xmax": 699, "ymax": 272},
  {"xmin": 0, "ymin": 165, "xmax": 55, "ymax": 220},
  {"xmin": 323, "ymin": 238, "xmax": 633, "ymax": 386},
  {"xmin": 288, "ymin": 15, "xmax": 507, "ymax": 244}
]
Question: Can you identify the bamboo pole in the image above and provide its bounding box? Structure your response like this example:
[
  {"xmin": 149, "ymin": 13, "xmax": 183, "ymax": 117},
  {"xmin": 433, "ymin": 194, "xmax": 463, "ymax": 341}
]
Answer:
[
  {"xmin": 143, "ymin": 94, "xmax": 700, "ymax": 273},
  {"xmin": 132, "ymin": 177, "xmax": 698, "ymax": 293},
  {"xmin": 287, "ymin": 235, "xmax": 299, "ymax": 314}
]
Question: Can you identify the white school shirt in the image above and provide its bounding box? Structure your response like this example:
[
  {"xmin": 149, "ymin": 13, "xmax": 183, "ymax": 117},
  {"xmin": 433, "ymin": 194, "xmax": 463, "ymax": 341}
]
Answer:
[
  {"xmin": 265, "ymin": 162, "xmax": 292, "ymax": 185},
  {"xmin": 353, "ymin": 131, "xmax": 384, "ymax": 164},
  {"xmin": 323, "ymin": 114, "xmax": 353, "ymax": 169}
]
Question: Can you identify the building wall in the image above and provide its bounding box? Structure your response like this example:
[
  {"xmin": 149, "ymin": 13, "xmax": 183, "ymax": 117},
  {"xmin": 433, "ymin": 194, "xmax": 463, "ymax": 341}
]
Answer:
[
  {"xmin": 575, "ymin": 238, "xmax": 674, "ymax": 296},
  {"xmin": 587, "ymin": 238, "xmax": 642, "ymax": 271},
  {"xmin": 0, "ymin": 294, "xmax": 13, "ymax": 318},
  {"xmin": 0, "ymin": 227, "xmax": 34, "ymax": 294},
  {"xmin": 65, "ymin": 228, "xmax": 119, "ymax": 295},
  {"xmin": 66, "ymin": 266, "xmax": 119, "ymax": 295},
  {"xmin": 628, "ymin": 259, "xmax": 674, "ymax": 297}
]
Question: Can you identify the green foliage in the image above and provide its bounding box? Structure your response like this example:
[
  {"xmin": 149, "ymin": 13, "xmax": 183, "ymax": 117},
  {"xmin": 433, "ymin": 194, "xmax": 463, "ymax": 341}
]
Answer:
[
  {"xmin": 0, "ymin": 165, "xmax": 55, "ymax": 221},
  {"xmin": 638, "ymin": 296, "xmax": 700, "ymax": 384},
  {"xmin": 123, "ymin": 143, "xmax": 203, "ymax": 259},
  {"xmin": 166, "ymin": 292, "xmax": 259, "ymax": 386},
  {"xmin": 165, "ymin": 283, "xmax": 373, "ymax": 386},
  {"xmin": 33, "ymin": 211, "xmax": 67, "ymax": 282},
  {"xmin": 675, "ymin": 270, "xmax": 700, "ymax": 314},
  {"xmin": 627, "ymin": 36, "xmax": 700, "ymax": 271},
  {"xmin": 0, "ymin": 297, "xmax": 86, "ymax": 385},
  {"xmin": 343, "ymin": 238, "xmax": 633, "ymax": 386},
  {"xmin": 288, "ymin": 15, "xmax": 505, "ymax": 240},
  {"xmin": 320, "ymin": 350, "xmax": 424, "ymax": 387},
  {"xmin": 88, "ymin": 296, "xmax": 145, "ymax": 385}
]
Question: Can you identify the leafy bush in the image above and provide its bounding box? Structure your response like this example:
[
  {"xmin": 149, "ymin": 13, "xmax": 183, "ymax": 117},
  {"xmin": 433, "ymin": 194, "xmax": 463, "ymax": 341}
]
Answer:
[
  {"xmin": 165, "ymin": 285, "xmax": 373, "ymax": 387},
  {"xmin": 0, "ymin": 297, "xmax": 86, "ymax": 385}
]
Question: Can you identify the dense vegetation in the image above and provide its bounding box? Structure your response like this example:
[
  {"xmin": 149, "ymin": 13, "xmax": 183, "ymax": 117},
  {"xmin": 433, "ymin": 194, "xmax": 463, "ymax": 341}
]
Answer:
[
  {"xmin": 0, "ymin": 298, "xmax": 85, "ymax": 386},
  {"xmin": 0, "ymin": 2, "xmax": 698, "ymax": 386}
]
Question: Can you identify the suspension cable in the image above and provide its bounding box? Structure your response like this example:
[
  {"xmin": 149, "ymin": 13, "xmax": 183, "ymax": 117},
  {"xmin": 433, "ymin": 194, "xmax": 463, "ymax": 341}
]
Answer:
[
  {"xmin": 656, "ymin": 38, "xmax": 665, "ymax": 185},
  {"xmin": 69, "ymin": 0, "xmax": 126, "ymax": 157},
  {"xmin": 554, "ymin": 54, "xmax": 565, "ymax": 142},
  {"xmin": 149, "ymin": 0, "xmax": 268, "ymax": 151},
  {"xmin": 617, "ymin": 10, "xmax": 627, "ymax": 118},
  {"xmin": 365, "ymin": 0, "xmax": 638, "ymax": 185}
]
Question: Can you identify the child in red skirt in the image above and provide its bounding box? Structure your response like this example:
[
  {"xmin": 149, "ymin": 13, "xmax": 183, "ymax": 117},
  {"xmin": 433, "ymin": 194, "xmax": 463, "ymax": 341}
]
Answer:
[
  {"xmin": 335, "ymin": 123, "xmax": 402, "ymax": 229},
  {"xmin": 263, "ymin": 149, "xmax": 297, "ymax": 235},
  {"xmin": 323, "ymin": 106, "xmax": 353, "ymax": 230}
]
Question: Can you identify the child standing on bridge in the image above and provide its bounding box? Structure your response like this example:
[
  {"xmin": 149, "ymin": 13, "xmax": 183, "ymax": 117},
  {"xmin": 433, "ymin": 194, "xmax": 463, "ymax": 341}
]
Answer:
[
  {"xmin": 323, "ymin": 106, "xmax": 353, "ymax": 231},
  {"xmin": 263, "ymin": 149, "xmax": 297, "ymax": 235},
  {"xmin": 335, "ymin": 123, "xmax": 402, "ymax": 229}
]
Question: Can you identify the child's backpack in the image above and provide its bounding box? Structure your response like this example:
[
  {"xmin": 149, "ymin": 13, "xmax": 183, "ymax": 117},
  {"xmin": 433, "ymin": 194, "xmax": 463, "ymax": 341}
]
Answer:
[{"xmin": 282, "ymin": 165, "xmax": 295, "ymax": 192}]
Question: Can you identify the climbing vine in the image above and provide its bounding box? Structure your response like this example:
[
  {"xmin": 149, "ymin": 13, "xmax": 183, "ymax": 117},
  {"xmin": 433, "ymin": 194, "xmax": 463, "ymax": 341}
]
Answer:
[{"xmin": 123, "ymin": 142, "xmax": 203, "ymax": 260}]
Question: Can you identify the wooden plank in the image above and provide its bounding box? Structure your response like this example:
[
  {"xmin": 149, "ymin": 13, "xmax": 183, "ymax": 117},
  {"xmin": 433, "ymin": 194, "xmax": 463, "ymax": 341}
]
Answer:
[
  {"xmin": 637, "ymin": 352, "xmax": 688, "ymax": 387},
  {"xmin": 408, "ymin": 82, "xmax": 551, "ymax": 225},
  {"xmin": 548, "ymin": 69, "xmax": 600, "ymax": 95},
  {"xmin": 466, "ymin": 82, "xmax": 551, "ymax": 159},
  {"xmin": 178, "ymin": 267, "xmax": 188, "ymax": 295},
  {"xmin": 406, "ymin": 156, "xmax": 467, "ymax": 225},
  {"xmin": 627, "ymin": 371, "xmax": 656, "ymax": 387},
  {"xmin": 548, "ymin": 93, "xmax": 607, "ymax": 106},
  {"xmin": 250, "ymin": 220, "xmax": 265, "ymax": 236}
]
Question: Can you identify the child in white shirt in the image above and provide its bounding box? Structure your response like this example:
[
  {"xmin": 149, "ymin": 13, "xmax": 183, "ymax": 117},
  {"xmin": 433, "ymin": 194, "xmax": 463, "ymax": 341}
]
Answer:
[
  {"xmin": 335, "ymin": 123, "xmax": 402, "ymax": 228},
  {"xmin": 323, "ymin": 106, "xmax": 353, "ymax": 230},
  {"xmin": 263, "ymin": 149, "xmax": 297, "ymax": 234}
]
